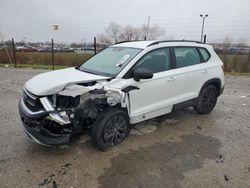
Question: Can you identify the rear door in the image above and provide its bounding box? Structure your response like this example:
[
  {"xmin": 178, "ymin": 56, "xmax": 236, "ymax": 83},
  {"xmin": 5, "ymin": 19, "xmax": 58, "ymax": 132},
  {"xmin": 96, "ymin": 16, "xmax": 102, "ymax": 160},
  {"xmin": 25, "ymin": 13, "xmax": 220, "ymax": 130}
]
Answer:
[{"xmin": 162, "ymin": 47, "xmax": 210, "ymax": 105}]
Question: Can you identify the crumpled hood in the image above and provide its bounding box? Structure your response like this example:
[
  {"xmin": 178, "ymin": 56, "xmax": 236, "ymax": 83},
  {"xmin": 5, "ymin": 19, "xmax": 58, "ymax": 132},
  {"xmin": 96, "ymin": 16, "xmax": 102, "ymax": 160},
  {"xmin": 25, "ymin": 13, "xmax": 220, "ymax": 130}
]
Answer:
[{"xmin": 25, "ymin": 67, "xmax": 109, "ymax": 96}]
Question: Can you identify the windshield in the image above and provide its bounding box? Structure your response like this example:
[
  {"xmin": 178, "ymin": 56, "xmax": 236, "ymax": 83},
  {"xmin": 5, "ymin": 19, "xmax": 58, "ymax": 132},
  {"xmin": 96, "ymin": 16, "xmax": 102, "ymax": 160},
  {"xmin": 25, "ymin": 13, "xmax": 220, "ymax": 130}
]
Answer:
[{"xmin": 79, "ymin": 47, "xmax": 142, "ymax": 77}]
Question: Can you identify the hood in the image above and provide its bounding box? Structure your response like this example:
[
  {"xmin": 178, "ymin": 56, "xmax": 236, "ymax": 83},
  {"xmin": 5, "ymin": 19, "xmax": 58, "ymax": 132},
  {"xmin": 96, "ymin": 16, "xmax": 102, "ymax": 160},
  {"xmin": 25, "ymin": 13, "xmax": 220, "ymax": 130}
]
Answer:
[{"xmin": 25, "ymin": 67, "xmax": 110, "ymax": 96}]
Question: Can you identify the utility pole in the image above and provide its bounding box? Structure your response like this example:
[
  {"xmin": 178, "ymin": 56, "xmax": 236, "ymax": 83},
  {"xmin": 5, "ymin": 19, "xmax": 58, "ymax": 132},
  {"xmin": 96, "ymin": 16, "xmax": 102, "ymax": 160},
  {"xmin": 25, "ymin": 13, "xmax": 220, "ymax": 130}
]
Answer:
[{"xmin": 200, "ymin": 14, "xmax": 208, "ymax": 42}]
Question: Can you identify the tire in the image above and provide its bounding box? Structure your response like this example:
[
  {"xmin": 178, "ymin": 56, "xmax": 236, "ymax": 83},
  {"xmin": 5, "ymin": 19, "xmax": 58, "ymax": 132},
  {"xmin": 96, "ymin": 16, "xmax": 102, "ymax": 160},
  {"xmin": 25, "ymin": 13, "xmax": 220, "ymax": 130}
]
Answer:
[
  {"xmin": 194, "ymin": 85, "xmax": 218, "ymax": 114},
  {"xmin": 91, "ymin": 108, "xmax": 130, "ymax": 151}
]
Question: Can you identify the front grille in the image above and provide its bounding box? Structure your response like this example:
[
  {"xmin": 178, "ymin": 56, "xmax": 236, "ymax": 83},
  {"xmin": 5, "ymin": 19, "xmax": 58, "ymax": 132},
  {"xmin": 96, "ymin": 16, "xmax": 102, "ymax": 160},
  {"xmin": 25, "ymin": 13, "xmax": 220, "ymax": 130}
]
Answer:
[{"xmin": 23, "ymin": 89, "xmax": 43, "ymax": 112}]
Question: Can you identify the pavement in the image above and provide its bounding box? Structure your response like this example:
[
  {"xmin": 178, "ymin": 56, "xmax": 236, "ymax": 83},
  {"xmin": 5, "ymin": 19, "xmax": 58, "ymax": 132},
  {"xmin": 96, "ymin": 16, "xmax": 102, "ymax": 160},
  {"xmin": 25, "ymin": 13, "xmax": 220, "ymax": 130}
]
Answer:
[{"xmin": 0, "ymin": 68, "xmax": 249, "ymax": 188}]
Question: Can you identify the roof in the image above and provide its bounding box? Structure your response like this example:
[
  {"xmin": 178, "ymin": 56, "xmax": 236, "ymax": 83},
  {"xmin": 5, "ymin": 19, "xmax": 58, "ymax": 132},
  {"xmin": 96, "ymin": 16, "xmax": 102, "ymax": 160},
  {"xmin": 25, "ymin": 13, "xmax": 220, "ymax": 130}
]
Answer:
[{"xmin": 112, "ymin": 40, "xmax": 209, "ymax": 49}]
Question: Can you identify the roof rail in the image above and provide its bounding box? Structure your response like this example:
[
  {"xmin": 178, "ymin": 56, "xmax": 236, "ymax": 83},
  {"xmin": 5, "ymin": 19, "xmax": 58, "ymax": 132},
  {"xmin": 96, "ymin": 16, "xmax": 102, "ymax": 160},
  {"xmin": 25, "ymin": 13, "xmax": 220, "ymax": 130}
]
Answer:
[
  {"xmin": 115, "ymin": 40, "xmax": 143, "ymax": 44},
  {"xmin": 147, "ymin": 40, "xmax": 203, "ymax": 47}
]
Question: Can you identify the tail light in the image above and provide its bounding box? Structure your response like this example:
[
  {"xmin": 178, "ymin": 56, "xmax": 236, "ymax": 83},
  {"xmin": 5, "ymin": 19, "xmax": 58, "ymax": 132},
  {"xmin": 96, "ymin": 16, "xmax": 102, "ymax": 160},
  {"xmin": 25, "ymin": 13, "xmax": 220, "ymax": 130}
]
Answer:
[{"xmin": 221, "ymin": 64, "xmax": 225, "ymax": 73}]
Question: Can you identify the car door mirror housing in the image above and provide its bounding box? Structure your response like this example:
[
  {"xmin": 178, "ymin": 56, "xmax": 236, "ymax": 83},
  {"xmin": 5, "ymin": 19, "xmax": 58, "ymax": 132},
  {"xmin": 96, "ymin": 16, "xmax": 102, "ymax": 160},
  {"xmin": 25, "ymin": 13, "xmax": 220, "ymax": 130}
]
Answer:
[{"xmin": 133, "ymin": 68, "xmax": 153, "ymax": 81}]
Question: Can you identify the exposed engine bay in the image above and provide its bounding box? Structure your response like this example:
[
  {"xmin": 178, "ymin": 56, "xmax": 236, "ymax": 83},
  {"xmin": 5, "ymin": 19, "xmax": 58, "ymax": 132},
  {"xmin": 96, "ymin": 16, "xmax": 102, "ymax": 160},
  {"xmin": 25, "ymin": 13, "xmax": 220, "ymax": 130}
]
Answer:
[{"xmin": 18, "ymin": 79, "xmax": 136, "ymax": 146}]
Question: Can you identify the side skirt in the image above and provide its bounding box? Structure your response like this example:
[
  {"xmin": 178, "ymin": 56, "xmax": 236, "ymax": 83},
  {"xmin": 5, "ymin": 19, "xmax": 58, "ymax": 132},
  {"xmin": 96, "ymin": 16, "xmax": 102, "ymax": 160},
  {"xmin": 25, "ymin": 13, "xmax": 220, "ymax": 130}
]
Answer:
[
  {"xmin": 130, "ymin": 106, "xmax": 173, "ymax": 124},
  {"xmin": 172, "ymin": 98, "xmax": 198, "ymax": 111},
  {"xmin": 129, "ymin": 98, "xmax": 198, "ymax": 124}
]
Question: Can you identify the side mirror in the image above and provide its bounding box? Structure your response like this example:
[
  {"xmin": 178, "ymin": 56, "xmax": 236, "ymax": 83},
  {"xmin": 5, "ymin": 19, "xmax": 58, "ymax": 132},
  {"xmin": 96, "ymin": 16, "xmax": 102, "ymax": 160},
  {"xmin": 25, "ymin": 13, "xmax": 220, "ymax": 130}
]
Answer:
[{"xmin": 133, "ymin": 68, "xmax": 153, "ymax": 82}]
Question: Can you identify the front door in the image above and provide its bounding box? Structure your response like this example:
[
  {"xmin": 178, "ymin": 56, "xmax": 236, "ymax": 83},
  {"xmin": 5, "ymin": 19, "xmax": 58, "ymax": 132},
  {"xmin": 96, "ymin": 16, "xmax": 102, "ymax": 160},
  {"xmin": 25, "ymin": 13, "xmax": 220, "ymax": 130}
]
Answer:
[{"xmin": 126, "ymin": 47, "xmax": 173, "ymax": 123}]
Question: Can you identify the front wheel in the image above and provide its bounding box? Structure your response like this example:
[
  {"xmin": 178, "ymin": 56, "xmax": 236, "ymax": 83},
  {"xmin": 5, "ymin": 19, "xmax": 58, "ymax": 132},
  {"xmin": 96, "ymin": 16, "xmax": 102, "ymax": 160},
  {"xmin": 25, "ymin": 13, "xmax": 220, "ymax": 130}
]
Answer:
[
  {"xmin": 194, "ymin": 85, "xmax": 218, "ymax": 114},
  {"xmin": 91, "ymin": 109, "xmax": 130, "ymax": 151}
]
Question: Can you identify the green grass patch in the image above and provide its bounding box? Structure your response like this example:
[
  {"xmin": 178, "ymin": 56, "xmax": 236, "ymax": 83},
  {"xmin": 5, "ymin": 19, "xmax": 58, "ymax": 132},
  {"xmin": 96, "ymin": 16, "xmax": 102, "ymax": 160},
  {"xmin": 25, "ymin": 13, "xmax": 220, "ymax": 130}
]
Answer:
[
  {"xmin": 225, "ymin": 72, "xmax": 250, "ymax": 77},
  {"xmin": 0, "ymin": 51, "xmax": 93, "ymax": 67}
]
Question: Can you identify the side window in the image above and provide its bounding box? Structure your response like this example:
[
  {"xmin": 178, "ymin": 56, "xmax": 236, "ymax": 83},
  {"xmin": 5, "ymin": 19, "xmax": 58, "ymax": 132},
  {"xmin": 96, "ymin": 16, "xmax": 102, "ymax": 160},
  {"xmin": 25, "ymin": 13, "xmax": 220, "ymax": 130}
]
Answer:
[
  {"xmin": 174, "ymin": 47, "xmax": 200, "ymax": 68},
  {"xmin": 133, "ymin": 48, "xmax": 171, "ymax": 73},
  {"xmin": 198, "ymin": 48, "xmax": 210, "ymax": 62}
]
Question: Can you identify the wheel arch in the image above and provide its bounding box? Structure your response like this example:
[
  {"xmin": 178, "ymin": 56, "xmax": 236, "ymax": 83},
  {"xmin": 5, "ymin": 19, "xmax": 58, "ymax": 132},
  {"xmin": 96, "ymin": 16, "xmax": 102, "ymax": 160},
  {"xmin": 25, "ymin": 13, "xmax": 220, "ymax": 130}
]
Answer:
[
  {"xmin": 199, "ymin": 78, "xmax": 222, "ymax": 96},
  {"xmin": 106, "ymin": 104, "xmax": 129, "ymax": 116}
]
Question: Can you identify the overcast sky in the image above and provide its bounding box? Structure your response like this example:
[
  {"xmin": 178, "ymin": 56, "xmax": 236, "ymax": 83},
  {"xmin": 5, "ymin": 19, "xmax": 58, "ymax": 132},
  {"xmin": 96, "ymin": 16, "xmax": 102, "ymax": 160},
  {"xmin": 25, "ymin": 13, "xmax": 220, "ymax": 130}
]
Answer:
[{"xmin": 0, "ymin": 0, "xmax": 249, "ymax": 44}]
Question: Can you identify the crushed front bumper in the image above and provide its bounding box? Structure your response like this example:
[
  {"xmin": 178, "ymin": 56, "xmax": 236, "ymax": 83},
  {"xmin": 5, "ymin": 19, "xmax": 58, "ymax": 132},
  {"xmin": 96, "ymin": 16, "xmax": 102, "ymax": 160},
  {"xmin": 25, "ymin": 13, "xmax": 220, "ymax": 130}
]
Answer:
[
  {"xmin": 21, "ymin": 119, "xmax": 70, "ymax": 146},
  {"xmin": 18, "ymin": 97, "xmax": 71, "ymax": 146}
]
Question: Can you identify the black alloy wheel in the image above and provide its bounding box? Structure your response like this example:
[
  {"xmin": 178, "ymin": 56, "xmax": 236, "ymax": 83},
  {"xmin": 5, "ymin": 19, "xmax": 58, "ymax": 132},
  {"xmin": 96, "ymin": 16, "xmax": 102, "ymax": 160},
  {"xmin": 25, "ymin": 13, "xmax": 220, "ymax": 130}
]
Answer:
[
  {"xmin": 91, "ymin": 109, "xmax": 130, "ymax": 151},
  {"xmin": 194, "ymin": 85, "xmax": 218, "ymax": 114},
  {"xmin": 103, "ymin": 115, "xmax": 129, "ymax": 146}
]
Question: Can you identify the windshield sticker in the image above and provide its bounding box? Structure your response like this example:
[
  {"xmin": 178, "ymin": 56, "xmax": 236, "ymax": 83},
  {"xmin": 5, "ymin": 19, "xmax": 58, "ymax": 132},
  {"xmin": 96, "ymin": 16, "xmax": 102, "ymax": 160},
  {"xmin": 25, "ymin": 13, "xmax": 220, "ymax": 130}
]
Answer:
[{"xmin": 116, "ymin": 55, "xmax": 130, "ymax": 67}]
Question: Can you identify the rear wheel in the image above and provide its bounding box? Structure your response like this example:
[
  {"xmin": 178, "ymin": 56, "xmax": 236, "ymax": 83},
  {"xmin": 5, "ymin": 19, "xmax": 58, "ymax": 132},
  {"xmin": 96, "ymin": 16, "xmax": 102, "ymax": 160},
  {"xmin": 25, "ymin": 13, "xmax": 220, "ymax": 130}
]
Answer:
[
  {"xmin": 194, "ymin": 85, "xmax": 218, "ymax": 114},
  {"xmin": 91, "ymin": 108, "xmax": 130, "ymax": 151}
]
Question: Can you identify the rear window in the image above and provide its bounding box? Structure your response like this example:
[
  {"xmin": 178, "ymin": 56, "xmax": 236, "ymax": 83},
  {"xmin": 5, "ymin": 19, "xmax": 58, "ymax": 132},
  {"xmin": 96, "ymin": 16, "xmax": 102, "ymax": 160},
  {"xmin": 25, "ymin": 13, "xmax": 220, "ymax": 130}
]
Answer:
[
  {"xmin": 174, "ymin": 47, "xmax": 201, "ymax": 68},
  {"xmin": 198, "ymin": 48, "xmax": 210, "ymax": 62}
]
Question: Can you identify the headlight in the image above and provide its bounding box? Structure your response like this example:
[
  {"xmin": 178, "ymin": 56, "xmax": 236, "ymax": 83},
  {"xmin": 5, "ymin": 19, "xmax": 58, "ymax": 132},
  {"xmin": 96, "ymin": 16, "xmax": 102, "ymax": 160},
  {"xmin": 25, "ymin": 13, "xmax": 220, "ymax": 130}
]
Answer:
[{"xmin": 56, "ymin": 95, "xmax": 80, "ymax": 109}]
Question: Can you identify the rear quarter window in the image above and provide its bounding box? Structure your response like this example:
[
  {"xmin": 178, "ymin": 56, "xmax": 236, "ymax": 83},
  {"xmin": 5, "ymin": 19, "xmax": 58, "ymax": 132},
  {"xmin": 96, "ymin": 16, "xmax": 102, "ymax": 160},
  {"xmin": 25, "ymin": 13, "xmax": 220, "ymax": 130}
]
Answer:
[{"xmin": 198, "ymin": 48, "xmax": 210, "ymax": 62}]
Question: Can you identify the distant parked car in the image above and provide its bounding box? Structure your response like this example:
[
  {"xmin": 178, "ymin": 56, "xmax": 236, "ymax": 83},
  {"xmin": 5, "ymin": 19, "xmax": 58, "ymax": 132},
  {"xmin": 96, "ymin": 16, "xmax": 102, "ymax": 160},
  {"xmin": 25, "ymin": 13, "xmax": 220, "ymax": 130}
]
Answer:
[
  {"xmin": 214, "ymin": 47, "xmax": 223, "ymax": 54},
  {"xmin": 240, "ymin": 48, "xmax": 249, "ymax": 54},
  {"xmin": 61, "ymin": 47, "xmax": 75, "ymax": 53},
  {"xmin": 227, "ymin": 48, "xmax": 241, "ymax": 54},
  {"xmin": 40, "ymin": 47, "xmax": 52, "ymax": 52},
  {"xmin": 16, "ymin": 46, "xmax": 38, "ymax": 52}
]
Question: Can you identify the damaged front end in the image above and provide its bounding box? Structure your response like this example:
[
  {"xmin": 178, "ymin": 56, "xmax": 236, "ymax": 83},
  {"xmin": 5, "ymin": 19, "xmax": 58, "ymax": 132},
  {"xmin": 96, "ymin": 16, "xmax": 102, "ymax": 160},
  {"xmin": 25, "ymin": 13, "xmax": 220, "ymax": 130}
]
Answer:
[{"xmin": 19, "ymin": 83, "xmax": 127, "ymax": 146}]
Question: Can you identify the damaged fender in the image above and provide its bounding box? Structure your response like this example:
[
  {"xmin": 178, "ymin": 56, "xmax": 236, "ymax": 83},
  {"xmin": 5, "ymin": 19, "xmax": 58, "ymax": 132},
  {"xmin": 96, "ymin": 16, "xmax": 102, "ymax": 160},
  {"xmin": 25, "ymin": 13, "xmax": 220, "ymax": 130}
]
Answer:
[
  {"xmin": 59, "ymin": 84, "xmax": 127, "ymax": 107},
  {"xmin": 57, "ymin": 84, "xmax": 130, "ymax": 125}
]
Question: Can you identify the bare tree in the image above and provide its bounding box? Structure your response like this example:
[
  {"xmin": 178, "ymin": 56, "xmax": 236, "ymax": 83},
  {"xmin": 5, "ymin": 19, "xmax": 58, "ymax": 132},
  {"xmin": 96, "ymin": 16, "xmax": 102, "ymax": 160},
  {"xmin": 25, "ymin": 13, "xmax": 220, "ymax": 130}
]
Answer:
[
  {"xmin": 222, "ymin": 36, "xmax": 233, "ymax": 49},
  {"xmin": 0, "ymin": 32, "xmax": 4, "ymax": 47},
  {"xmin": 236, "ymin": 37, "xmax": 247, "ymax": 47},
  {"xmin": 0, "ymin": 33, "xmax": 13, "ymax": 64},
  {"xmin": 97, "ymin": 33, "xmax": 112, "ymax": 49},
  {"xmin": 119, "ymin": 25, "xmax": 142, "ymax": 41},
  {"xmin": 165, "ymin": 34, "xmax": 175, "ymax": 40},
  {"xmin": 146, "ymin": 25, "xmax": 165, "ymax": 40},
  {"xmin": 105, "ymin": 22, "xmax": 121, "ymax": 44},
  {"xmin": 232, "ymin": 37, "xmax": 247, "ymax": 72},
  {"xmin": 221, "ymin": 36, "xmax": 233, "ymax": 72},
  {"xmin": 98, "ymin": 22, "xmax": 165, "ymax": 45},
  {"xmin": 119, "ymin": 25, "xmax": 134, "ymax": 41},
  {"xmin": 135, "ymin": 24, "xmax": 165, "ymax": 40}
]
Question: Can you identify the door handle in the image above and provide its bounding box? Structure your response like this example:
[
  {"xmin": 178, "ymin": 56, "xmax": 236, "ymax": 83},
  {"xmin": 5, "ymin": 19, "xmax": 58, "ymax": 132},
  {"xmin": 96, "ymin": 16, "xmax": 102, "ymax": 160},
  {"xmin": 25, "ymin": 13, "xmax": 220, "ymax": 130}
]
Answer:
[
  {"xmin": 201, "ymin": 69, "xmax": 208, "ymax": 73},
  {"xmin": 167, "ymin": 76, "xmax": 176, "ymax": 81}
]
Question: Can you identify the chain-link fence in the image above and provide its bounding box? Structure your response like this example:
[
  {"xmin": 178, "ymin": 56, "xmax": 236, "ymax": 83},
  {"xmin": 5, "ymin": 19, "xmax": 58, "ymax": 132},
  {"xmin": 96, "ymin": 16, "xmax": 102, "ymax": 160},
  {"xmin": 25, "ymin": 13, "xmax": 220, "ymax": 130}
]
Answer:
[
  {"xmin": 0, "ymin": 38, "xmax": 98, "ymax": 69},
  {"xmin": 1, "ymin": 38, "xmax": 250, "ymax": 72}
]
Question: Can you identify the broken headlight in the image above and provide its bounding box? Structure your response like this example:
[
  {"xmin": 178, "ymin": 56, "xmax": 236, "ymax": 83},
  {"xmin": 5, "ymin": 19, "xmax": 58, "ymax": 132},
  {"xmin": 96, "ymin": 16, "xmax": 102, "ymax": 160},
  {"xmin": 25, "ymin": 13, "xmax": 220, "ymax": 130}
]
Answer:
[{"xmin": 51, "ymin": 95, "xmax": 80, "ymax": 109}]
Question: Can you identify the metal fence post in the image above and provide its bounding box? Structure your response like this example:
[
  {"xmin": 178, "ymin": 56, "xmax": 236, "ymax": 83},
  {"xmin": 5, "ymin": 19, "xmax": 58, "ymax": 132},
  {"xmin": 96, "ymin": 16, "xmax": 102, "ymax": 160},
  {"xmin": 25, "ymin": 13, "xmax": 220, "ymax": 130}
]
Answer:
[
  {"xmin": 12, "ymin": 38, "xmax": 17, "ymax": 68},
  {"xmin": 51, "ymin": 38, "xmax": 54, "ymax": 70},
  {"xmin": 94, "ymin": 37, "xmax": 97, "ymax": 54},
  {"xmin": 248, "ymin": 49, "xmax": 250, "ymax": 72}
]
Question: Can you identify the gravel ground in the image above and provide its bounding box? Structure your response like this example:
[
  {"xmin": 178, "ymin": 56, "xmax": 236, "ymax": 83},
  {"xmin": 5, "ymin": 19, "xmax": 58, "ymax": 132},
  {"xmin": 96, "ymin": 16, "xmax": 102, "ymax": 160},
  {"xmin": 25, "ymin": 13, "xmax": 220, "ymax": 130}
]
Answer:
[{"xmin": 0, "ymin": 68, "xmax": 250, "ymax": 188}]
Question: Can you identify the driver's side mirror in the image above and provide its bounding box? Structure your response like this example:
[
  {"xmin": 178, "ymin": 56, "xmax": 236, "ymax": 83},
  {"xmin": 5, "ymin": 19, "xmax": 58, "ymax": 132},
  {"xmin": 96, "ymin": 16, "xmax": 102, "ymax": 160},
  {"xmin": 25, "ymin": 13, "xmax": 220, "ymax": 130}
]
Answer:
[{"xmin": 133, "ymin": 68, "xmax": 153, "ymax": 82}]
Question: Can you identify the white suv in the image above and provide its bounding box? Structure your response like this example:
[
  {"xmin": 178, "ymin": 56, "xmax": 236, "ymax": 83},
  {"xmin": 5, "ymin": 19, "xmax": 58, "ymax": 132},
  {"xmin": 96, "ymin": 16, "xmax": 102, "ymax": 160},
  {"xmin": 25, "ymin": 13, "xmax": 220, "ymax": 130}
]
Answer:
[{"xmin": 19, "ymin": 40, "xmax": 225, "ymax": 150}]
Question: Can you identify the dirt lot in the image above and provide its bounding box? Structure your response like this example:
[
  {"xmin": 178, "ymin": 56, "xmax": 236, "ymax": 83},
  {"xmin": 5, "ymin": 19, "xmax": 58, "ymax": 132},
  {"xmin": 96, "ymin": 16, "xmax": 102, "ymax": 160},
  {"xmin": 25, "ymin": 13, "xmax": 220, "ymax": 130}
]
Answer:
[{"xmin": 0, "ymin": 68, "xmax": 250, "ymax": 188}]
